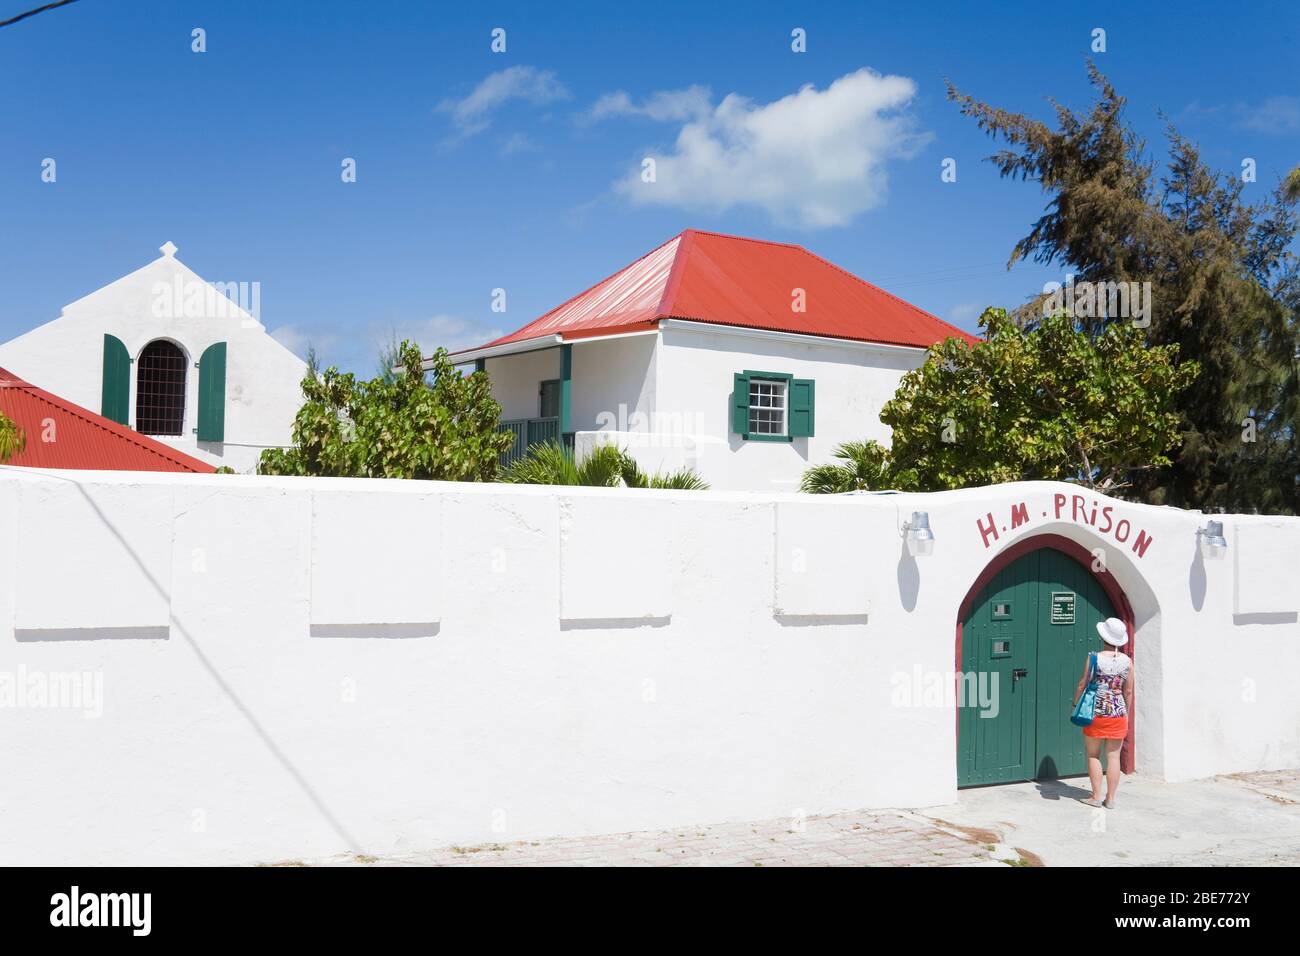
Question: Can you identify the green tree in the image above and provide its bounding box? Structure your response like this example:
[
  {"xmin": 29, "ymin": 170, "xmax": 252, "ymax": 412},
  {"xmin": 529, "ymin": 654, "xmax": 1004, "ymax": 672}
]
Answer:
[
  {"xmin": 948, "ymin": 64, "xmax": 1299, "ymax": 512},
  {"xmin": 802, "ymin": 309, "xmax": 1198, "ymax": 494},
  {"xmin": 501, "ymin": 441, "xmax": 708, "ymax": 489},
  {"xmin": 1284, "ymin": 165, "xmax": 1300, "ymax": 204},
  {"xmin": 0, "ymin": 411, "xmax": 24, "ymax": 463},
  {"xmin": 258, "ymin": 341, "xmax": 513, "ymax": 479},
  {"xmin": 375, "ymin": 331, "xmax": 403, "ymax": 384}
]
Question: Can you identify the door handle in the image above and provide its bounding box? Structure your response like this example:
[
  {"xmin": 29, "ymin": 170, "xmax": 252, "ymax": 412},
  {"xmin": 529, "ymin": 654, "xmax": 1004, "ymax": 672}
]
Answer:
[{"xmin": 1012, "ymin": 668, "xmax": 1029, "ymax": 681}]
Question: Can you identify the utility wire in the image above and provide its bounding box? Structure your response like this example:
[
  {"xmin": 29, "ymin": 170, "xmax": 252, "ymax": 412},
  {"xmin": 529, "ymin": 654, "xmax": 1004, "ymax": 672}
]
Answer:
[{"xmin": 0, "ymin": 0, "xmax": 82, "ymax": 29}]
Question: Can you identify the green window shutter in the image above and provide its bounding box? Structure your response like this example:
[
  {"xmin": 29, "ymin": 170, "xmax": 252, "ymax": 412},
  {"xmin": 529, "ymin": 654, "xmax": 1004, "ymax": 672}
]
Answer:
[
  {"xmin": 197, "ymin": 342, "xmax": 227, "ymax": 442},
  {"xmin": 789, "ymin": 378, "xmax": 815, "ymax": 437},
  {"xmin": 101, "ymin": 334, "xmax": 131, "ymax": 425},
  {"xmin": 731, "ymin": 372, "xmax": 750, "ymax": 436},
  {"xmin": 558, "ymin": 343, "xmax": 572, "ymax": 438}
]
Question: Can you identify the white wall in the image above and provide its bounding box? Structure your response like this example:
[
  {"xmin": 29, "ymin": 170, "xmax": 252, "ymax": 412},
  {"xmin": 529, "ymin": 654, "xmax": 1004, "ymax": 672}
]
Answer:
[
  {"xmin": 570, "ymin": 334, "xmax": 657, "ymax": 433},
  {"xmin": 485, "ymin": 348, "xmax": 561, "ymax": 422},
  {"xmin": 1, "ymin": 468, "xmax": 1298, "ymax": 865},
  {"xmin": 651, "ymin": 322, "xmax": 925, "ymax": 491},
  {"xmin": 0, "ymin": 248, "xmax": 307, "ymax": 473}
]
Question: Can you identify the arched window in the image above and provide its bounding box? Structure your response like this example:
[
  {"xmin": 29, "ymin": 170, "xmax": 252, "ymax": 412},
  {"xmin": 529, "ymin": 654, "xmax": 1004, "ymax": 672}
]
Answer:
[{"xmin": 135, "ymin": 340, "xmax": 187, "ymax": 435}]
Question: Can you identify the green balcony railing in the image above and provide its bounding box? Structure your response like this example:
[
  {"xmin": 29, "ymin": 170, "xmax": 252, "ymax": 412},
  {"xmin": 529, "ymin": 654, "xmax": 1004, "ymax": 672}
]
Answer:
[{"xmin": 498, "ymin": 417, "xmax": 567, "ymax": 468}]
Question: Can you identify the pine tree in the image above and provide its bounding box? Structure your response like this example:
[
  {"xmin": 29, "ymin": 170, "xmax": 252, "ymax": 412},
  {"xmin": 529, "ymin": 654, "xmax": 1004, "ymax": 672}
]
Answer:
[{"xmin": 948, "ymin": 65, "xmax": 1299, "ymax": 512}]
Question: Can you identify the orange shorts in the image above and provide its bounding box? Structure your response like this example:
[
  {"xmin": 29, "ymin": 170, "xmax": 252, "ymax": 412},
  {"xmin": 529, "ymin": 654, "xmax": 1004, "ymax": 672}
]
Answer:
[{"xmin": 1083, "ymin": 716, "xmax": 1128, "ymax": 739}]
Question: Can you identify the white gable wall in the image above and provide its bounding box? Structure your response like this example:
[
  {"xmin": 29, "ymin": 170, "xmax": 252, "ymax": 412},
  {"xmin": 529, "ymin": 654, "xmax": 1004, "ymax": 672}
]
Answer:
[{"xmin": 0, "ymin": 250, "xmax": 307, "ymax": 473}]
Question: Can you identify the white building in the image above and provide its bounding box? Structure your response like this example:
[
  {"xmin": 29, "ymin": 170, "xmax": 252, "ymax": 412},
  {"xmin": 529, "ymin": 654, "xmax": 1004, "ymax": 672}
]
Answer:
[
  {"xmin": 0, "ymin": 242, "xmax": 307, "ymax": 473},
  {"xmin": 438, "ymin": 229, "xmax": 977, "ymax": 490}
]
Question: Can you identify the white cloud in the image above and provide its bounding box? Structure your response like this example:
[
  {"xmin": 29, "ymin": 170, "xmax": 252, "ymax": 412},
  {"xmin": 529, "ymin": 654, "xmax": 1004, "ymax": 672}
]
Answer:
[
  {"xmin": 269, "ymin": 324, "xmax": 338, "ymax": 361},
  {"xmin": 1237, "ymin": 95, "xmax": 1300, "ymax": 134},
  {"xmin": 586, "ymin": 85, "xmax": 712, "ymax": 124},
  {"xmin": 1182, "ymin": 95, "xmax": 1300, "ymax": 134},
  {"xmin": 270, "ymin": 316, "xmax": 501, "ymax": 374},
  {"xmin": 438, "ymin": 66, "xmax": 570, "ymax": 138},
  {"xmin": 373, "ymin": 315, "xmax": 503, "ymax": 361},
  {"xmin": 614, "ymin": 68, "xmax": 930, "ymax": 229},
  {"xmin": 499, "ymin": 132, "xmax": 539, "ymax": 156}
]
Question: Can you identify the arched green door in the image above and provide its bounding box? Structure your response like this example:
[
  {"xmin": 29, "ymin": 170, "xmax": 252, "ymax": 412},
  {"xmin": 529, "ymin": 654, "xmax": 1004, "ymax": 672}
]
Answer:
[{"xmin": 958, "ymin": 547, "xmax": 1114, "ymax": 787}]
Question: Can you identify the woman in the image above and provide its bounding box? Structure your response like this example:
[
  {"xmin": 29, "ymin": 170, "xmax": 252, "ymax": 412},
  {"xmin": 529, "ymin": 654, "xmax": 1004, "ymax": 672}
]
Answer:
[{"xmin": 1074, "ymin": 617, "xmax": 1134, "ymax": 808}]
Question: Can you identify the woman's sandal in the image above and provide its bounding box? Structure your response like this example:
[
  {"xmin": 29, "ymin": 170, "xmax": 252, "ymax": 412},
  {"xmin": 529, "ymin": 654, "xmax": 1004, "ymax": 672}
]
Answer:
[
  {"xmin": 1080, "ymin": 797, "xmax": 1104, "ymax": 808},
  {"xmin": 1103, "ymin": 798, "xmax": 1115, "ymax": 809}
]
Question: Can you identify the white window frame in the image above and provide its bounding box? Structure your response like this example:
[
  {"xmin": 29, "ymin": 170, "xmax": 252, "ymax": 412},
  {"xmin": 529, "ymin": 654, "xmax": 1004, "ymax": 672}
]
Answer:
[{"xmin": 747, "ymin": 377, "xmax": 788, "ymax": 437}]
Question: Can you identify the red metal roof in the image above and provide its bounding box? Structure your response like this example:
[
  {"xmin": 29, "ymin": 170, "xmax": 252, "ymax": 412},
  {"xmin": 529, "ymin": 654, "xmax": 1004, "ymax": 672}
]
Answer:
[
  {"xmin": 452, "ymin": 229, "xmax": 980, "ymax": 355},
  {"xmin": 0, "ymin": 367, "xmax": 216, "ymax": 473}
]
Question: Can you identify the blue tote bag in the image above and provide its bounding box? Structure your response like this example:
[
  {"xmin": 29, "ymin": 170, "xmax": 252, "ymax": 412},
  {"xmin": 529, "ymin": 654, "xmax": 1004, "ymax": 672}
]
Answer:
[{"xmin": 1070, "ymin": 652, "xmax": 1098, "ymax": 727}]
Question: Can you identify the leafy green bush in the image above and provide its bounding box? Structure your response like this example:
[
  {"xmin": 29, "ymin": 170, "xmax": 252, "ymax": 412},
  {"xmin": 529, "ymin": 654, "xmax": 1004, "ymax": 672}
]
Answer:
[{"xmin": 258, "ymin": 341, "xmax": 513, "ymax": 480}]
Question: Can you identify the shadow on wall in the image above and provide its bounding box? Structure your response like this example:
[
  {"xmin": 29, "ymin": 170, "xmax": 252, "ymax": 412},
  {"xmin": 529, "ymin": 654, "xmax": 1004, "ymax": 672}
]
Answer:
[
  {"xmin": 1232, "ymin": 612, "xmax": 1299, "ymax": 625},
  {"xmin": 35, "ymin": 474, "xmax": 363, "ymax": 856},
  {"xmin": 1189, "ymin": 548, "xmax": 1207, "ymax": 612},
  {"xmin": 897, "ymin": 540, "xmax": 920, "ymax": 613}
]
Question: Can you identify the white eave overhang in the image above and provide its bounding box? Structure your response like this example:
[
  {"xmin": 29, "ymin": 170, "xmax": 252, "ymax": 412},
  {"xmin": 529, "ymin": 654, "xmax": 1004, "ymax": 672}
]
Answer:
[
  {"xmin": 437, "ymin": 334, "xmax": 563, "ymax": 368},
  {"xmin": 435, "ymin": 318, "xmax": 930, "ymax": 370},
  {"xmin": 439, "ymin": 326, "xmax": 662, "ymax": 369},
  {"xmin": 659, "ymin": 319, "xmax": 931, "ymax": 355}
]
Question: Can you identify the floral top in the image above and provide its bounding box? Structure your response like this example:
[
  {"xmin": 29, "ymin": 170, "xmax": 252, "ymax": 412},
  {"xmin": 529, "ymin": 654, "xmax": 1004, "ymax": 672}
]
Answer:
[{"xmin": 1092, "ymin": 651, "xmax": 1131, "ymax": 718}]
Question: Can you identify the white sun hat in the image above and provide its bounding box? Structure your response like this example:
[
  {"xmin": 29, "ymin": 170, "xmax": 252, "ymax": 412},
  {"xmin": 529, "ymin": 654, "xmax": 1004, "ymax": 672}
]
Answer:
[{"xmin": 1096, "ymin": 617, "xmax": 1129, "ymax": 647}]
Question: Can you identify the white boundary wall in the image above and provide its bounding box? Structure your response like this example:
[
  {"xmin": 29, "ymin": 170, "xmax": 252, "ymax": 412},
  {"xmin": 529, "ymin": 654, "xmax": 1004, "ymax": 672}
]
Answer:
[{"xmin": 1, "ymin": 468, "xmax": 1298, "ymax": 865}]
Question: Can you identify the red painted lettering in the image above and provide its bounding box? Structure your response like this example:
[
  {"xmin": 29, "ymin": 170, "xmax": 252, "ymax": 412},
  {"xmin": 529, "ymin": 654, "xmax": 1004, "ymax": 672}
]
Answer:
[
  {"xmin": 1054, "ymin": 493, "xmax": 1067, "ymax": 519},
  {"xmin": 1115, "ymin": 518, "xmax": 1131, "ymax": 543},
  {"xmin": 1010, "ymin": 501, "xmax": 1029, "ymax": 529},
  {"xmin": 1098, "ymin": 505, "xmax": 1113, "ymax": 534},
  {"xmin": 977, "ymin": 512, "xmax": 999, "ymax": 548},
  {"xmin": 1132, "ymin": 528, "xmax": 1154, "ymax": 558}
]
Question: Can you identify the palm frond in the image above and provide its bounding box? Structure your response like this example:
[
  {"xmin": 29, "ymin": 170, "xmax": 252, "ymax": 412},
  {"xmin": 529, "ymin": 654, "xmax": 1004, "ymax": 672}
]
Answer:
[
  {"xmin": 501, "ymin": 440, "xmax": 707, "ymax": 489},
  {"xmin": 500, "ymin": 441, "xmax": 579, "ymax": 485},
  {"xmin": 0, "ymin": 412, "xmax": 25, "ymax": 464},
  {"xmin": 647, "ymin": 470, "xmax": 710, "ymax": 490},
  {"xmin": 800, "ymin": 440, "xmax": 893, "ymax": 493}
]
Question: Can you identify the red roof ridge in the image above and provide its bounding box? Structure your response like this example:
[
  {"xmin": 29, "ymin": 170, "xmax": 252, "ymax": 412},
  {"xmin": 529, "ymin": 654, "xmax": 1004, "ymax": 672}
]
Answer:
[
  {"xmin": 676, "ymin": 227, "xmax": 803, "ymax": 251},
  {"xmin": 655, "ymin": 228, "xmax": 694, "ymax": 318},
  {"xmin": 786, "ymin": 243, "xmax": 981, "ymax": 345},
  {"xmin": 455, "ymin": 231, "xmax": 687, "ymax": 355}
]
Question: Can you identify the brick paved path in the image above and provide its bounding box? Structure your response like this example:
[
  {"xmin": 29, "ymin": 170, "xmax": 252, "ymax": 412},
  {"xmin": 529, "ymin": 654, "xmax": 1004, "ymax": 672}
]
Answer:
[
  {"xmin": 314, "ymin": 810, "xmax": 1021, "ymax": 867},
  {"xmin": 291, "ymin": 769, "xmax": 1300, "ymax": 868}
]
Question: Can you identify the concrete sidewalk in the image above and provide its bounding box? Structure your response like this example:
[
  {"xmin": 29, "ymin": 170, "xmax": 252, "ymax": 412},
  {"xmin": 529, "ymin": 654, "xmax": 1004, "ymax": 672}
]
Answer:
[
  {"xmin": 294, "ymin": 769, "xmax": 1300, "ymax": 867},
  {"xmin": 916, "ymin": 769, "xmax": 1300, "ymax": 867}
]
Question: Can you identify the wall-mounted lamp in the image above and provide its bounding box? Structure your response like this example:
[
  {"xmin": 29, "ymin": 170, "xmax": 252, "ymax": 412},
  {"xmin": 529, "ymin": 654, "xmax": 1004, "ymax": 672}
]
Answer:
[
  {"xmin": 1196, "ymin": 519, "xmax": 1228, "ymax": 559},
  {"xmin": 902, "ymin": 511, "xmax": 935, "ymax": 557}
]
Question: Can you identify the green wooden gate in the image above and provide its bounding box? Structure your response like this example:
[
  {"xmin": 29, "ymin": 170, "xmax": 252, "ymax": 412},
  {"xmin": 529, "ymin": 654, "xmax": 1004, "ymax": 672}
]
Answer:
[{"xmin": 958, "ymin": 547, "xmax": 1114, "ymax": 787}]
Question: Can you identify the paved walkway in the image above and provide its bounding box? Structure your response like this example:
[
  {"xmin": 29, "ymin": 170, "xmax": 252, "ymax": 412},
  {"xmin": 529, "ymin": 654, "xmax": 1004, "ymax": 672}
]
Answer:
[
  {"xmin": 320, "ymin": 811, "xmax": 1012, "ymax": 867},
  {"xmin": 928, "ymin": 769, "xmax": 1300, "ymax": 867},
  {"xmin": 303, "ymin": 769, "xmax": 1300, "ymax": 867}
]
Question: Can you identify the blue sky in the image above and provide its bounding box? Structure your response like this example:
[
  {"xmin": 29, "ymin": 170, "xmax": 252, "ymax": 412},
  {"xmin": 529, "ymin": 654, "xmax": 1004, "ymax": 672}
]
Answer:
[{"xmin": 1, "ymin": 0, "xmax": 1296, "ymax": 374}]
